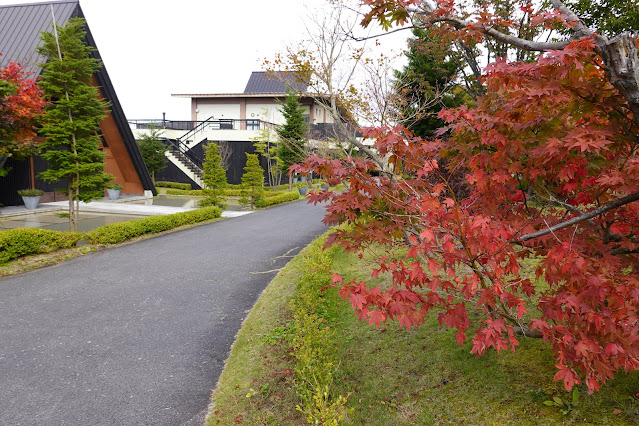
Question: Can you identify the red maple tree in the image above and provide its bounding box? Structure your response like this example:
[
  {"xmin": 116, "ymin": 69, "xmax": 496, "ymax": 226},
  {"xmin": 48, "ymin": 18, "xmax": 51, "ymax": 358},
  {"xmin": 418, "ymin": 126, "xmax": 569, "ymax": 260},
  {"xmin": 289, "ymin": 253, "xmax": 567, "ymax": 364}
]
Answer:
[
  {"xmin": 0, "ymin": 59, "xmax": 45, "ymax": 168},
  {"xmin": 294, "ymin": 1, "xmax": 639, "ymax": 393}
]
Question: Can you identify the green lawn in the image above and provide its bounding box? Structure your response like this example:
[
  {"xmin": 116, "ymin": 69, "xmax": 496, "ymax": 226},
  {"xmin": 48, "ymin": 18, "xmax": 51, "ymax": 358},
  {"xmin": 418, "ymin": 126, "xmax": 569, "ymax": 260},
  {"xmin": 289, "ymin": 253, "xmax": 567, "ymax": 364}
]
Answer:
[{"xmin": 208, "ymin": 237, "xmax": 639, "ymax": 425}]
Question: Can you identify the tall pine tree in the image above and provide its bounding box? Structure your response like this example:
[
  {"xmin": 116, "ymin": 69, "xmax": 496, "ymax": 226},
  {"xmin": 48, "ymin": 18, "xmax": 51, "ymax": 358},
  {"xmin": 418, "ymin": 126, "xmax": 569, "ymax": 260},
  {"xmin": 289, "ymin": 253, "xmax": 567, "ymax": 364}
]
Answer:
[
  {"xmin": 276, "ymin": 89, "xmax": 307, "ymax": 190},
  {"xmin": 200, "ymin": 142, "xmax": 227, "ymax": 209},
  {"xmin": 394, "ymin": 28, "xmax": 472, "ymax": 138},
  {"xmin": 137, "ymin": 127, "xmax": 168, "ymax": 185},
  {"xmin": 37, "ymin": 17, "xmax": 113, "ymax": 231},
  {"xmin": 240, "ymin": 153, "xmax": 264, "ymax": 210}
]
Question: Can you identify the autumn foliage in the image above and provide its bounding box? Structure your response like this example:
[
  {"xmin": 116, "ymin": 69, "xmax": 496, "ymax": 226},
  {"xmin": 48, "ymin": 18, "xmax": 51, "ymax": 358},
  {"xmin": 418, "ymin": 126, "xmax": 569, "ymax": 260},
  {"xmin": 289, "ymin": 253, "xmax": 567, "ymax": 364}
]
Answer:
[
  {"xmin": 0, "ymin": 59, "xmax": 45, "ymax": 162},
  {"xmin": 294, "ymin": 19, "xmax": 639, "ymax": 394}
]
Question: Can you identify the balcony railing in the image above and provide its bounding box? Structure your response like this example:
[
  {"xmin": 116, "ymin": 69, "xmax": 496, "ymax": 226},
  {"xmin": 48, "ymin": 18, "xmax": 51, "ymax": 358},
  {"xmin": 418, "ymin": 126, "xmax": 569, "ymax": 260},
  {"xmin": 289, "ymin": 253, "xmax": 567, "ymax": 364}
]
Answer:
[{"xmin": 128, "ymin": 119, "xmax": 276, "ymax": 132}]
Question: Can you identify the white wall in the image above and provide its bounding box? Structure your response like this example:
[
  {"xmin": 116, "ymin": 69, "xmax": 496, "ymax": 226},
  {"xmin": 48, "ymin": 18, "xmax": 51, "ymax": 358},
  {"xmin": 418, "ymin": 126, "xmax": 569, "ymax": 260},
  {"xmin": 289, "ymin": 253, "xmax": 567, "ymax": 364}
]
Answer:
[
  {"xmin": 196, "ymin": 103, "xmax": 241, "ymax": 122},
  {"xmin": 246, "ymin": 103, "xmax": 283, "ymax": 124},
  {"xmin": 311, "ymin": 102, "xmax": 334, "ymax": 124}
]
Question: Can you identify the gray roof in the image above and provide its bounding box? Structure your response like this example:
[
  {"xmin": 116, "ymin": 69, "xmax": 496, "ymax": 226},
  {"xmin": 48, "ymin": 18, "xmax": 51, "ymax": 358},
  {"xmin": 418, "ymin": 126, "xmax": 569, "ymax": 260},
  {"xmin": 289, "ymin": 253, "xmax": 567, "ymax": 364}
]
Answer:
[
  {"xmin": 0, "ymin": 1, "xmax": 80, "ymax": 76},
  {"xmin": 243, "ymin": 71, "xmax": 307, "ymax": 94},
  {"xmin": 0, "ymin": 0, "xmax": 156, "ymax": 194}
]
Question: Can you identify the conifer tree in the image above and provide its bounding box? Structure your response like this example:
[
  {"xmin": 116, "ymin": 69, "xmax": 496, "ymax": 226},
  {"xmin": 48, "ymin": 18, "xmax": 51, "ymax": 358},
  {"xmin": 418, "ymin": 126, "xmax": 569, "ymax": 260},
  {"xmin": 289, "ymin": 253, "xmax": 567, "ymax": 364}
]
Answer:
[
  {"xmin": 200, "ymin": 142, "xmax": 227, "ymax": 209},
  {"xmin": 37, "ymin": 18, "xmax": 113, "ymax": 231},
  {"xmin": 137, "ymin": 127, "xmax": 168, "ymax": 184},
  {"xmin": 276, "ymin": 90, "xmax": 308, "ymax": 190},
  {"xmin": 240, "ymin": 153, "xmax": 264, "ymax": 209}
]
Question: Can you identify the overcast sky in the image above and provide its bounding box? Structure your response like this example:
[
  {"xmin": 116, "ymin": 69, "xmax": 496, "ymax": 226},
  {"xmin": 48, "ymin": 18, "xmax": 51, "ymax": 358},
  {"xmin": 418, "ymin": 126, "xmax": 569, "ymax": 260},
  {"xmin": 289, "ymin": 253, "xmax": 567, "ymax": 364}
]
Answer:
[{"xmin": 0, "ymin": 0, "xmax": 409, "ymax": 121}]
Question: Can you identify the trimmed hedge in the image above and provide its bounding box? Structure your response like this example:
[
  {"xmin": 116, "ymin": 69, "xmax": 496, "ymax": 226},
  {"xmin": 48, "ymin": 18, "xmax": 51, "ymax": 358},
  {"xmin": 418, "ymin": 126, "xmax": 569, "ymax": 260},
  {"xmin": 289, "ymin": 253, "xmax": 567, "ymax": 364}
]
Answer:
[
  {"xmin": 223, "ymin": 188, "xmax": 244, "ymax": 197},
  {"xmin": 0, "ymin": 228, "xmax": 82, "ymax": 264},
  {"xmin": 165, "ymin": 189, "xmax": 204, "ymax": 196},
  {"xmin": 84, "ymin": 206, "xmax": 221, "ymax": 245},
  {"xmin": 165, "ymin": 188, "xmax": 295, "ymax": 199},
  {"xmin": 254, "ymin": 191, "xmax": 300, "ymax": 208},
  {"xmin": 155, "ymin": 181, "xmax": 192, "ymax": 190}
]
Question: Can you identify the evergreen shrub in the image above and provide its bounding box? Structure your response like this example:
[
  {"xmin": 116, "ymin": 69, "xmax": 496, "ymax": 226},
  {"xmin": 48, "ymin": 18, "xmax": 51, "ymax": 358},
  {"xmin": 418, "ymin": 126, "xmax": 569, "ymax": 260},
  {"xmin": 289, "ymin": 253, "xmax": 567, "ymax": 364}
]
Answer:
[
  {"xmin": 155, "ymin": 181, "xmax": 192, "ymax": 190},
  {"xmin": 254, "ymin": 191, "xmax": 300, "ymax": 208},
  {"xmin": 84, "ymin": 206, "xmax": 221, "ymax": 244},
  {"xmin": 0, "ymin": 228, "xmax": 81, "ymax": 264}
]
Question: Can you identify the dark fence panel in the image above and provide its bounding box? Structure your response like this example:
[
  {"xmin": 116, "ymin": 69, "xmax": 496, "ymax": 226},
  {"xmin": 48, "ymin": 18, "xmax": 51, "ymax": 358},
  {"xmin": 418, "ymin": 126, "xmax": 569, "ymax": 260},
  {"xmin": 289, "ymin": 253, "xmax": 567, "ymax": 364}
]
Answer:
[
  {"xmin": 156, "ymin": 140, "xmax": 286, "ymax": 188},
  {"xmin": 155, "ymin": 161, "xmax": 200, "ymax": 190},
  {"xmin": 0, "ymin": 157, "xmax": 31, "ymax": 206},
  {"xmin": 1, "ymin": 156, "xmax": 86, "ymax": 206}
]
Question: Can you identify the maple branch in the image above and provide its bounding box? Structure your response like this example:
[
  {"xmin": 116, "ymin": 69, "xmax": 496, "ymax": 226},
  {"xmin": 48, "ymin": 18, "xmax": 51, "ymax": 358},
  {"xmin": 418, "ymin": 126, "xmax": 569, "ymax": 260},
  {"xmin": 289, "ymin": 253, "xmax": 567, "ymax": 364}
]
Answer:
[
  {"xmin": 407, "ymin": 1, "xmax": 571, "ymax": 51},
  {"xmin": 347, "ymin": 25, "xmax": 415, "ymax": 42},
  {"xmin": 517, "ymin": 191, "xmax": 639, "ymax": 242},
  {"xmin": 406, "ymin": 0, "xmax": 639, "ymax": 126}
]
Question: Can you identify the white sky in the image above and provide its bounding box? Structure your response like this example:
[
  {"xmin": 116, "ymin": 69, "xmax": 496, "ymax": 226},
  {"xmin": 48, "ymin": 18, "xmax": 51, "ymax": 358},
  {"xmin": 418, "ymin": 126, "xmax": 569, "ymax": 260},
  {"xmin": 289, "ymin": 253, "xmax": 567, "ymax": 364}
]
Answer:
[{"xmin": 0, "ymin": 0, "xmax": 409, "ymax": 121}]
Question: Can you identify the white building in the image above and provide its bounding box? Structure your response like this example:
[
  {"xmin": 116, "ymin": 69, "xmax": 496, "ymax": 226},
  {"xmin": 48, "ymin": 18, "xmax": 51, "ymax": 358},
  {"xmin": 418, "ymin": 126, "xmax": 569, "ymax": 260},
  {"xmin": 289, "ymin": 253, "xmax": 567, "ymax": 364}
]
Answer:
[{"xmin": 130, "ymin": 72, "xmax": 341, "ymax": 187}]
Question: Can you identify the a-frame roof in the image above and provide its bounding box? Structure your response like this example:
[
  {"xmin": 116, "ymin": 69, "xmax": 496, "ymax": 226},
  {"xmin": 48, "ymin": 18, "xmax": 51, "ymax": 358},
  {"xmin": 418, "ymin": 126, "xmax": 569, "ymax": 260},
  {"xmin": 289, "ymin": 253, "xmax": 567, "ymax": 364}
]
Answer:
[
  {"xmin": 0, "ymin": 0, "xmax": 155, "ymax": 194},
  {"xmin": 0, "ymin": 1, "xmax": 79, "ymax": 75}
]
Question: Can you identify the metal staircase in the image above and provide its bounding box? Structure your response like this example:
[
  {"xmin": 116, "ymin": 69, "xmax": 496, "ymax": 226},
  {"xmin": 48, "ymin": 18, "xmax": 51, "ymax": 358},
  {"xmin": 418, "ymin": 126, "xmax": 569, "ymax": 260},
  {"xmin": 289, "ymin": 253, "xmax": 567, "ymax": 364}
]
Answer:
[{"xmin": 161, "ymin": 138, "xmax": 205, "ymax": 188}]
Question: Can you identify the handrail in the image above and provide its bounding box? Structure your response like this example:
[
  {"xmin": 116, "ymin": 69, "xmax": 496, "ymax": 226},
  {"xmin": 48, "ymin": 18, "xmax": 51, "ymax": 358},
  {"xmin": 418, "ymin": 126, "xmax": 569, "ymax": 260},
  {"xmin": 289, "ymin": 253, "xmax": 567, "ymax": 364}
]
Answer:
[
  {"xmin": 177, "ymin": 116, "xmax": 216, "ymax": 144},
  {"xmin": 161, "ymin": 138, "xmax": 204, "ymax": 171}
]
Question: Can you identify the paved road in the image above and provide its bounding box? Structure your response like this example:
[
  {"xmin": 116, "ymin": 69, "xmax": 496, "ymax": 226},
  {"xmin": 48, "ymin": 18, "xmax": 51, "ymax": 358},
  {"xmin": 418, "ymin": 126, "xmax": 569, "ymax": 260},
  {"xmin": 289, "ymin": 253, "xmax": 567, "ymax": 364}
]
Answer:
[{"xmin": 0, "ymin": 200, "xmax": 329, "ymax": 425}]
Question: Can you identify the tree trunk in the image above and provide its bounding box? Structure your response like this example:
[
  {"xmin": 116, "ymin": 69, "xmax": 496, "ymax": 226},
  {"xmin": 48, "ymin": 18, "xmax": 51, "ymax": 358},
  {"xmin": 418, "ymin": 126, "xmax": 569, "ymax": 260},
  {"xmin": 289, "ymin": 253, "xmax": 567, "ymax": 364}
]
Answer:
[{"xmin": 67, "ymin": 182, "xmax": 76, "ymax": 232}]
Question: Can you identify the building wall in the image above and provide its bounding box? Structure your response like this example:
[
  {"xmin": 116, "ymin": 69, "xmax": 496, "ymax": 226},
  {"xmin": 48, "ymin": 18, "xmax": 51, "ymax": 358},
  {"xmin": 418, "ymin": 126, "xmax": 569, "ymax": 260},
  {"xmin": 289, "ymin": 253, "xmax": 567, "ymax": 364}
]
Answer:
[
  {"xmin": 195, "ymin": 100, "xmax": 241, "ymax": 122},
  {"xmin": 191, "ymin": 96, "xmax": 332, "ymax": 126},
  {"xmin": 98, "ymin": 94, "xmax": 145, "ymax": 195},
  {"xmin": 245, "ymin": 102, "xmax": 281, "ymax": 124}
]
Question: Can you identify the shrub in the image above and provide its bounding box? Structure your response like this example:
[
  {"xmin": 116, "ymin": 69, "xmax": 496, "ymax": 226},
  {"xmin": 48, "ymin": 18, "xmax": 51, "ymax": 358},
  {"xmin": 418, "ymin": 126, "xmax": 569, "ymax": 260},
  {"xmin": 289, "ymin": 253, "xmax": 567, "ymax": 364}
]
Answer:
[
  {"xmin": 0, "ymin": 228, "xmax": 81, "ymax": 264},
  {"xmin": 223, "ymin": 188, "xmax": 245, "ymax": 197},
  {"xmin": 165, "ymin": 189, "xmax": 204, "ymax": 196},
  {"xmin": 84, "ymin": 206, "xmax": 221, "ymax": 244},
  {"xmin": 288, "ymin": 240, "xmax": 348, "ymax": 424},
  {"xmin": 254, "ymin": 191, "xmax": 300, "ymax": 208},
  {"xmin": 155, "ymin": 181, "xmax": 192, "ymax": 190},
  {"xmin": 17, "ymin": 188, "xmax": 44, "ymax": 197}
]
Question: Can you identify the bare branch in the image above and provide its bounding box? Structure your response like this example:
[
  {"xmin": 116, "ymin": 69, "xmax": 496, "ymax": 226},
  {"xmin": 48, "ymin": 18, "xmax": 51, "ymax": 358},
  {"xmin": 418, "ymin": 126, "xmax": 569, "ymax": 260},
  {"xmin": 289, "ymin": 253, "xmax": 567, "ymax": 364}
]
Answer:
[
  {"xmin": 517, "ymin": 191, "xmax": 639, "ymax": 242},
  {"xmin": 347, "ymin": 25, "xmax": 416, "ymax": 42}
]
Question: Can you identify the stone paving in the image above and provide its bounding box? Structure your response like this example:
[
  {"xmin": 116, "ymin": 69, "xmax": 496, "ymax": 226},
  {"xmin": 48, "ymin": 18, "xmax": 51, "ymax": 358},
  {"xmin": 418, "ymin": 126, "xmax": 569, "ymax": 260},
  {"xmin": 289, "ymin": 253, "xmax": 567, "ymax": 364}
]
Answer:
[{"xmin": 0, "ymin": 195, "xmax": 252, "ymax": 232}]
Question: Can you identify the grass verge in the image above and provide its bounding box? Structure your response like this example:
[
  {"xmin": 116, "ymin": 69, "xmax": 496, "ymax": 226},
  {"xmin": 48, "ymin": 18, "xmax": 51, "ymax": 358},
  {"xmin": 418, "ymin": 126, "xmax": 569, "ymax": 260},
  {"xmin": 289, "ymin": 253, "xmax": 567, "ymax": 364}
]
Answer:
[
  {"xmin": 208, "ymin": 241, "xmax": 639, "ymax": 425},
  {"xmin": 206, "ymin": 232, "xmax": 348, "ymax": 425}
]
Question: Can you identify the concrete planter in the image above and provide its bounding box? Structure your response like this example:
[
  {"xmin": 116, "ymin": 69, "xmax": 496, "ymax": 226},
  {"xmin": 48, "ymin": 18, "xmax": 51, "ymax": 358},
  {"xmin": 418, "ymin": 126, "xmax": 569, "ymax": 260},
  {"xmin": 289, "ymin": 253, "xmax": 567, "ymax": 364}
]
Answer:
[
  {"xmin": 298, "ymin": 187, "xmax": 308, "ymax": 196},
  {"xmin": 107, "ymin": 189, "xmax": 121, "ymax": 200},
  {"xmin": 22, "ymin": 196, "xmax": 41, "ymax": 210}
]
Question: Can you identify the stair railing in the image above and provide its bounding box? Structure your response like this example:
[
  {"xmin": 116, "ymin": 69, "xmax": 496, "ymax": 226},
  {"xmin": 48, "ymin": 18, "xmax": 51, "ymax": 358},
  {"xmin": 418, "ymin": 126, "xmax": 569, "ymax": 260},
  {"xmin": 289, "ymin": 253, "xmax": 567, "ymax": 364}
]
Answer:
[
  {"xmin": 161, "ymin": 138, "xmax": 204, "ymax": 174},
  {"xmin": 178, "ymin": 116, "xmax": 217, "ymax": 146}
]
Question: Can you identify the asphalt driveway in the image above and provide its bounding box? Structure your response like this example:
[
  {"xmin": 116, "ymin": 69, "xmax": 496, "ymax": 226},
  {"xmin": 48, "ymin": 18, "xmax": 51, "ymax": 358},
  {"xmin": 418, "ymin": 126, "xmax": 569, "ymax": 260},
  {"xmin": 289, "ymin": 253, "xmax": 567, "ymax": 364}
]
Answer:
[{"xmin": 0, "ymin": 199, "xmax": 329, "ymax": 425}]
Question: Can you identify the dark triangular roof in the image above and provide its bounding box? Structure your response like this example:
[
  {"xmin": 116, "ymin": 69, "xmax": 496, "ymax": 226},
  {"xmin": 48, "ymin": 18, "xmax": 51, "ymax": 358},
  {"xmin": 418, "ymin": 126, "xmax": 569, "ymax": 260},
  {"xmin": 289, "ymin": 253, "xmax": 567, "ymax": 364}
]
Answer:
[
  {"xmin": 0, "ymin": 1, "xmax": 80, "ymax": 75},
  {"xmin": 0, "ymin": 0, "xmax": 155, "ymax": 194},
  {"xmin": 243, "ymin": 71, "xmax": 307, "ymax": 94}
]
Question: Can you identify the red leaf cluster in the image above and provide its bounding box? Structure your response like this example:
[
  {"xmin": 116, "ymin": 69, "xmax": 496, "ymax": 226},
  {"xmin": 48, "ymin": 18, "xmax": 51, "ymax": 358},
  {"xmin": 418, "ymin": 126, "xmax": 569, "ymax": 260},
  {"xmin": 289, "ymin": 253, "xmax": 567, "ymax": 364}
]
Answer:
[
  {"xmin": 295, "ymin": 39, "xmax": 639, "ymax": 393},
  {"xmin": 0, "ymin": 59, "xmax": 45, "ymax": 159}
]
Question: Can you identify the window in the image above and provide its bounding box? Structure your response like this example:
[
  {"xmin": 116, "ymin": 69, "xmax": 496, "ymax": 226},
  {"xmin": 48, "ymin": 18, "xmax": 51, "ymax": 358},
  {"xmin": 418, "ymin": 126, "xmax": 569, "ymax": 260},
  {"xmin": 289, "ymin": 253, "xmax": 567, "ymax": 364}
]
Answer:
[
  {"xmin": 219, "ymin": 119, "xmax": 233, "ymax": 129},
  {"xmin": 246, "ymin": 119, "xmax": 260, "ymax": 130}
]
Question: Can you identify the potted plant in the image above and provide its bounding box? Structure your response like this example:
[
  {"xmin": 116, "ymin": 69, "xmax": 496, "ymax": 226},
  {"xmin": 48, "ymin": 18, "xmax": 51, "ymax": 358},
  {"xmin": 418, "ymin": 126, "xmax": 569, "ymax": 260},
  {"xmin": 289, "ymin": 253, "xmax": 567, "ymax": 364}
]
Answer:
[
  {"xmin": 107, "ymin": 183, "xmax": 124, "ymax": 200},
  {"xmin": 17, "ymin": 188, "xmax": 44, "ymax": 209},
  {"xmin": 320, "ymin": 181, "xmax": 329, "ymax": 190}
]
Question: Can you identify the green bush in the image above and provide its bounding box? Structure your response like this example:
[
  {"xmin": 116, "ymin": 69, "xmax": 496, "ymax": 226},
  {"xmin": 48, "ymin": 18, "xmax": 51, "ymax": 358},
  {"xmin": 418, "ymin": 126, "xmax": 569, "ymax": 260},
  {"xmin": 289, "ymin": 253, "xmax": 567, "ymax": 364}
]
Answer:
[
  {"xmin": 0, "ymin": 228, "xmax": 82, "ymax": 264},
  {"xmin": 84, "ymin": 206, "xmax": 221, "ymax": 244},
  {"xmin": 288, "ymin": 241, "xmax": 348, "ymax": 424},
  {"xmin": 165, "ymin": 189, "xmax": 204, "ymax": 196},
  {"xmin": 17, "ymin": 188, "xmax": 45, "ymax": 197},
  {"xmin": 155, "ymin": 181, "xmax": 192, "ymax": 190},
  {"xmin": 254, "ymin": 191, "xmax": 300, "ymax": 208},
  {"xmin": 223, "ymin": 188, "xmax": 245, "ymax": 197}
]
